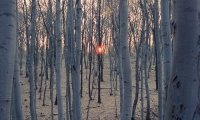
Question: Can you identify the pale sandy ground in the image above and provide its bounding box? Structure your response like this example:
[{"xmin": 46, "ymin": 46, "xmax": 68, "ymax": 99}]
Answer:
[{"xmin": 20, "ymin": 57, "xmax": 158, "ymax": 120}]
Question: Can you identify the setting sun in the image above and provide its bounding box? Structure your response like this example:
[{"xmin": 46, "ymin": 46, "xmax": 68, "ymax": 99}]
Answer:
[{"xmin": 95, "ymin": 45, "xmax": 104, "ymax": 55}]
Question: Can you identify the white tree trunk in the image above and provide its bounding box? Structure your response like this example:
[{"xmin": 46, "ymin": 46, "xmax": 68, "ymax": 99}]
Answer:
[
  {"xmin": 154, "ymin": 0, "xmax": 163, "ymax": 119},
  {"xmin": 0, "ymin": 0, "xmax": 17, "ymax": 119},
  {"xmin": 65, "ymin": 0, "xmax": 74, "ymax": 119},
  {"xmin": 119, "ymin": 0, "xmax": 133, "ymax": 119},
  {"xmin": 55, "ymin": 0, "xmax": 64, "ymax": 119},
  {"xmin": 29, "ymin": 0, "xmax": 37, "ymax": 119},
  {"xmin": 13, "ymin": 41, "xmax": 24, "ymax": 120},
  {"xmin": 160, "ymin": 0, "xmax": 172, "ymax": 118},
  {"xmin": 164, "ymin": 0, "xmax": 200, "ymax": 119},
  {"xmin": 73, "ymin": 0, "xmax": 82, "ymax": 119}
]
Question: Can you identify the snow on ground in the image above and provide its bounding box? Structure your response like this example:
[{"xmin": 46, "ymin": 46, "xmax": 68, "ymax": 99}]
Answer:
[{"xmin": 20, "ymin": 57, "xmax": 158, "ymax": 120}]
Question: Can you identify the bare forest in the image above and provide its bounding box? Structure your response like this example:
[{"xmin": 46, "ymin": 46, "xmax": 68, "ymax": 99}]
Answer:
[{"xmin": 0, "ymin": 0, "xmax": 200, "ymax": 120}]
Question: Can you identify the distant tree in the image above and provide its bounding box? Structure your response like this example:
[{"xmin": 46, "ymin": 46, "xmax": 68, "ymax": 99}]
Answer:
[
  {"xmin": 73, "ymin": 0, "xmax": 82, "ymax": 119},
  {"xmin": 153, "ymin": 0, "xmax": 163, "ymax": 119},
  {"xmin": 0, "ymin": 0, "xmax": 17, "ymax": 119},
  {"xmin": 65, "ymin": 0, "xmax": 74, "ymax": 118},
  {"xmin": 46, "ymin": 0, "xmax": 55, "ymax": 119},
  {"xmin": 28, "ymin": 0, "xmax": 37, "ymax": 119},
  {"xmin": 164, "ymin": 0, "xmax": 200, "ymax": 119}
]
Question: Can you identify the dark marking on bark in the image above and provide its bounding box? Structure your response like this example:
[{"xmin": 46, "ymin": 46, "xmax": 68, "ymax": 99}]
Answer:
[
  {"xmin": 173, "ymin": 23, "xmax": 176, "ymax": 35},
  {"xmin": 198, "ymin": 86, "xmax": 200, "ymax": 100},
  {"xmin": 8, "ymin": 24, "xmax": 14, "ymax": 27},
  {"xmin": 6, "ymin": 37, "xmax": 11, "ymax": 40},
  {"xmin": 171, "ymin": 21, "xmax": 175, "ymax": 27},
  {"xmin": 0, "ymin": 45, "xmax": 5, "ymax": 49},
  {"xmin": 172, "ymin": 75, "xmax": 178, "ymax": 82},
  {"xmin": 198, "ymin": 13, "xmax": 200, "ymax": 20},
  {"xmin": 192, "ymin": 104, "xmax": 200, "ymax": 119},
  {"xmin": 72, "ymin": 65, "xmax": 76, "ymax": 71},
  {"xmin": 165, "ymin": 84, "xmax": 168, "ymax": 100},
  {"xmin": 171, "ymin": 104, "xmax": 185, "ymax": 119},
  {"xmin": 176, "ymin": 117, "xmax": 182, "ymax": 120},
  {"xmin": 0, "ymin": 13, "xmax": 15, "ymax": 17},
  {"xmin": 176, "ymin": 81, "xmax": 181, "ymax": 88},
  {"xmin": 122, "ymin": 46, "xmax": 126, "ymax": 49},
  {"xmin": 172, "ymin": 115, "xmax": 175, "ymax": 119},
  {"xmin": 0, "ymin": 45, "xmax": 7, "ymax": 51},
  {"xmin": 171, "ymin": 21, "xmax": 174, "ymax": 34},
  {"xmin": 173, "ymin": 0, "xmax": 176, "ymax": 4},
  {"xmin": 195, "ymin": 104, "xmax": 200, "ymax": 115},
  {"xmin": 179, "ymin": 104, "xmax": 185, "ymax": 113},
  {"xmin": 172, "ymin": 105, "xmax": 176, "ymax": 119},
  {"xmin": 197, "ymin": 53, "xmax": 200, "ymax": 80},
  {"xmin": 198, "ymin": 35, "xmax": 200, "ymax": 45}
]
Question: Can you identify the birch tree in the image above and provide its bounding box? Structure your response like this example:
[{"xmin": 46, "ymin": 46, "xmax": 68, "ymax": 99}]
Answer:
[
  {"xmin": 12, "ymin": 3, "xmax": 24, "ymax": 118},
  {"xmin": 65, "ymin": 0, "xmax": 74, "ymax": 118},
  {"xmin": 55, "ymin": 0, "xmax": 64, "ymax": 119},
  {"xmin": 164, "ymin": 0, "xmax": 200, "ymax": 119},
  {"xmin": 153, "ymin": 0, "xmax": 163, "ymax": 119},
  {"xmin": 119, "ymin": 0, "xmax": 133, "ymax": 119},
  {"xmin": 12, "ymin": 39, "xmax": 24, "ymax": 120},
  {"xmin": 73, "ymin": 0, "xmax": 82, "ymax": 119},
  {"xmin": 160, "ymin": 0, "xmax": 172, "ymax": 118},
  {"xmin": 29, "ymin": 0, "xmax": 37, "ymax": 119},
  {"xmin": 0, "ymin": 0, "xmax": 17, "ymax": 119}
]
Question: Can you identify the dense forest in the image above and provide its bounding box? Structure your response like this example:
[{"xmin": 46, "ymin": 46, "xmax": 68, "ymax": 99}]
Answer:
[{"xmin": 0, "ymin": 0, "xmax": 200, "ymax": 120}]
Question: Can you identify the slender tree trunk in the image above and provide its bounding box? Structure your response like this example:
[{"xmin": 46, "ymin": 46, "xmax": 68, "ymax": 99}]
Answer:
[
  {"xmin": 29, "ymin": 0, "xmax": 37, "ymax": 119},
  {"xmin": 154, "ymin": 0, "xmax": 163, "ymax": 119},
  {"xmin": 23, "ymin": 0, "xmax": 30, "ymax": 78},
  {"xmin": 72, "ymin": 0, "xmax": 82, "ymax": 119},
  {"xmin": 119, "ymin": 0, "xmax": 133, "ymax": 119},
  {"xmin": 160, "ymin": 0, "xmax": 172, "ymax": 118},
  {"xmin": 131, "ymin": 46, "xmax": 140, "ymax": 120},
  {"xmin": 66, "ymin": 0, "xmax": 74, "ymax": 119},
  {"xmin": 55, "ymin": 0, "xmax": 64, "ymax": 119},
  {"xmin": 13, "ymin": 41, "xmax": 25, "ymax": 120},
  {"xmin": 140, "ymin": 1, "xmax": 146, "ymax": 119}
]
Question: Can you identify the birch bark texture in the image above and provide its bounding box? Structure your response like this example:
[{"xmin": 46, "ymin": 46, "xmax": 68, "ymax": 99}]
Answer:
[
  {"xmin": 0, "ymin": 0, "xmax": 17, "ymax": 119},
  {"xmin": 55, "ymin": 0, "xmax": 64, "ymax": 119},
  {"xmin": 65, "ymin": 0, "xmax": 74, "ymax": 119},
  {"xmin": 73, "ymin": 0, "xmax": 82, "ymax": 119},
  {"xmin": 160, "ymin": 0, "xmax": 172, "ymax": 119},
  {"xmin": 119, "ymin": 0, "xmax": 133, "ymax": 119},
  {"xmin": 164, "ymin": 0, "xmax": 200, "ymax": 119},
  {"xmin": 29, "ymin": 0, "xmax": 37, "ymax": 119},
  {"xmin": 12, "ymin": 34, "xmax": 24, "ymax": 120},
  {"xmin": 154, "ymin": 0, "xmax": 163, "ymax": 119}
]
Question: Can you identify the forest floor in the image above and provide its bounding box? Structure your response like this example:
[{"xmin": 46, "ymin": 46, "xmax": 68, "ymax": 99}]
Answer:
[{"xmin": 20, "ymin": 56, "xmax": 158, "ymax": 120}]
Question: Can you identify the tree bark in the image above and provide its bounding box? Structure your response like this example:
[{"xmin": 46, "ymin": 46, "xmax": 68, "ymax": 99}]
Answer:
[
  {"xmin": 73, "ymin": 0, "xmax": 82, "ymax": 119},
  {"xmin": 55, "ymin": 0, "xmax": 64, "ymax": 119},
  {"xmin": 164, "ymin": 0, "xmax": 200, "ymax": 119},
  {"xmin": 160, "ymin": 0, "xmax": 172, "ymax": 118},
  {"xmin": 0, "ymin": 0, "xmax": 17, "ymax": 119},
  {"xmin": 119, "ymin": 0, "xmax": 133, "ymax": 119},
  {"xmin": 29, "ymin": 0, "xmax": 37, "ymax": 119}
]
